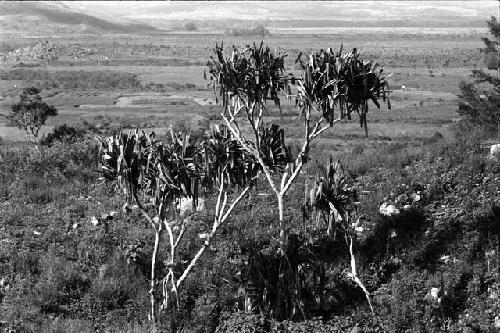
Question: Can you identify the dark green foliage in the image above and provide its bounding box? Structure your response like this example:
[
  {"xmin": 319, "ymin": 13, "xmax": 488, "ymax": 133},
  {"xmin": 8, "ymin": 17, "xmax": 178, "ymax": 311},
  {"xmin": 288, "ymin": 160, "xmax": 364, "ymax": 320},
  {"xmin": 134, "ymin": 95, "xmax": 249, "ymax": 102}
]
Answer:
[
  {"xmin": 98, "ymin": 129, "xmax": 204, "ymax": 208},
  {"xmin": 1, "ymin": 124, "xmax": 500, "ymax": 331},
  {"xmin": 458, "ymin": 16, "xmax": 500, "ymax": 135},
  {"xmin": 6, "ymin": 87, "xmax": 57, "ymax": 147},
  {"xmin": 184, "ymin": 22, "xmax": 198, "ymax": 31},
  {"xmin": 41, "ymin": 123, "xmax": 87, "ymax": 147},
  {"xmin": 294, "ymin": 47, "xmax": 390, "ymax": 133},
  {"xmin": 204, "ymin": 125, "xmax": 260, "ymax": 188},
  {"xmin": 256, "ymin": 124, "xmax": 292, "ymax": 171},
  {"xmin": 224, "ymin": 25, "xmax": 271, "ymax": 37},
  {"xmin": 207, "ymin": 41, "xmax": 288, "ymax": 108}
]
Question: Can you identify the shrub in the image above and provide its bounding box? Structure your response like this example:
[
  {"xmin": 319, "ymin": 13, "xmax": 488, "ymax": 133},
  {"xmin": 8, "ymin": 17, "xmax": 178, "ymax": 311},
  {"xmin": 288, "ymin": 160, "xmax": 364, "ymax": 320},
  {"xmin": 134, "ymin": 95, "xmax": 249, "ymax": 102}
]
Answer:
[
  {"xmin": 184, "ymin": 22, "xmax": 198, "ymax": 31},
  {"xmin": 34, "ymin": 252, "xmax": 91, "ymax": 316},
  {"xmin": 224, "ymin": 25, "xmax": 271, "ymax": 36},
  {"xmin": 6, "ymin": 87, "xmax": 57, "ymax": 155},
  {"xmin": 41, "ymin": 123, "xmax": 87, "ymax": 147}
]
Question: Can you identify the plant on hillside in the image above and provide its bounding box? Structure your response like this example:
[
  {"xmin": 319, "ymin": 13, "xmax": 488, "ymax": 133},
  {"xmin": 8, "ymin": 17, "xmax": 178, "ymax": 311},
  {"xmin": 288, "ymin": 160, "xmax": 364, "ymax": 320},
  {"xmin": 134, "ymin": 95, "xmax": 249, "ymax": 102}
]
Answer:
[
  {"xmin": 207, "ymin": 42, "xmax": 390, "ymax": 318},
  {"xmin": 458, "ymin": 16, "xmax": 500, "ymax": 137},
  {"xmin": 5, "ymin": 87, "xmax": 57, "ymax": 155},
  {"xmin": 309, "ymin": 158, "xmax": 373, "ymax": 312},
  {"xmin": 97, "ymin": 126, "xmax": 273, "ymax": 322}
]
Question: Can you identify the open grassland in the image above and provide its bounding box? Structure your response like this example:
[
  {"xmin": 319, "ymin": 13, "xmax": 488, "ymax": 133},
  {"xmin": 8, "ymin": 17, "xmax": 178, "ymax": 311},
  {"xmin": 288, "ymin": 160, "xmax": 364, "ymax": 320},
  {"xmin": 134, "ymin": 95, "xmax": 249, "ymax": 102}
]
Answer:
[{"xmin": 0, "ymin": 32, "xmax": 483, "ymax": 153}]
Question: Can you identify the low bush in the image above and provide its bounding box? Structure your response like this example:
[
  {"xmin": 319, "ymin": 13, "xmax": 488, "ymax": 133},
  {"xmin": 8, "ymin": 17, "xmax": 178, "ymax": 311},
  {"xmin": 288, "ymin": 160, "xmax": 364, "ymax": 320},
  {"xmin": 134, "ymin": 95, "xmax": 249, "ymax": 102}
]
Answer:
[{"xmin": 41, "ymin": 124, "xmax": 87, "ymax": 147}]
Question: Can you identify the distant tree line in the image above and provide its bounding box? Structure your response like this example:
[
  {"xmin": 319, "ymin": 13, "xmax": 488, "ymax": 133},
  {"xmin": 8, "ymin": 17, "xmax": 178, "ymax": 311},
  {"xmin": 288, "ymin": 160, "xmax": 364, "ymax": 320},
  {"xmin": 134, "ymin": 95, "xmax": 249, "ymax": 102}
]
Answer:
[{"xmin": 224, "ymin": 24, "xmax": 271, "ymax": 37}]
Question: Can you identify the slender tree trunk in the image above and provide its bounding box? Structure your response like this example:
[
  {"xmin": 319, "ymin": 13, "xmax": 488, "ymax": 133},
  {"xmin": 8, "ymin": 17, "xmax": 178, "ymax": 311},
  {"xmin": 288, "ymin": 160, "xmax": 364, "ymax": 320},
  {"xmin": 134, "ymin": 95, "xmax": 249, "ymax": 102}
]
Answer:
[
  {"xmin": 150, "ymin": 225, "xmax": 162, "ymax": 322},
  {"xmin": 277, "ymin": 194, "xmax": 286, "ymax": 253}
]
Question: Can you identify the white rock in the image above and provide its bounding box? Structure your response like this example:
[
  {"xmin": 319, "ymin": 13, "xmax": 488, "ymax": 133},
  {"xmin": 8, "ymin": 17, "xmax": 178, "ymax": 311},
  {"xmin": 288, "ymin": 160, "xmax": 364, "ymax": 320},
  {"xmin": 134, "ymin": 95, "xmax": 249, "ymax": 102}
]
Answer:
[
  {"xmin": 430, "ymin": 287, "xmax": 440, "ymax": 300},
  {"xmin": 90, "ymin": 216, "xmax": 99, "ymax": 226},
  {"xmin": 379, "ymin": 202, "xmax": 400, "ymax": 216},
  {"xmin": 486, "ymin": 250, "xmax": 496, "ymax": 258},
  {"xmin": 33, "ymin": 230, "xmax": 42, "ymax": 236},
  {"xmin": 490, "ymin": 144, "xmax": 500, "ymax": 161},
  {"xmin": 178, "ymin": 198, "xmax": 205, "ymax": 218},
  {"xmin": 198, "ymin": 233, "xmax": 209, "ymax": 239},
  {"xmin": 440, "ymin": 255, "xmax": 451, "ymax": 264},
  {"xmin": 355, "ymin": 226, "xmax": 364, "ymax": 233},
  {"xmin": 72, "ymin": 222, "xmax": 79, "ymax": 229},
  {"xmin": 494, "ymin": 316, "xmax": 500, "ymax": 329},
  {"xmin": 488, "ymin": 287, "xmax": 498, "ymax": 300}
]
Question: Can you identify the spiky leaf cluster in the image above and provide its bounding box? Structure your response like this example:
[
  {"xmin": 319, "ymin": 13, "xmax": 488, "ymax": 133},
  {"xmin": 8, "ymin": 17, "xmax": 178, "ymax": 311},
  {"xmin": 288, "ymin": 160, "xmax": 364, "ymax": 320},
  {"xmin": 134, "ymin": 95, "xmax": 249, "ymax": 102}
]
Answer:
[
  {"xmin": 295, "ymin": 47, "xmax": 391, "ymax": 133},
  {"xmin": 97, "ymin": 124, "xmax": 292, "ymax": 215},
  {"xmin": 203, "ymin": 124, "xmax": 260, "ymax": 188},
  {"xmin": 206, "ymin": 42, "xmax": 288, "ymax": 109},
  {"xmin": 97, "ymin": 130, "xmax": 203, "ymax": 216},
  {"xmin": 312, "ymin": 158, "xmax": 357, "ymax": 225},
  {"xmin": 257, "ymin": 123, "xmax": 292, "ymax": 171}
]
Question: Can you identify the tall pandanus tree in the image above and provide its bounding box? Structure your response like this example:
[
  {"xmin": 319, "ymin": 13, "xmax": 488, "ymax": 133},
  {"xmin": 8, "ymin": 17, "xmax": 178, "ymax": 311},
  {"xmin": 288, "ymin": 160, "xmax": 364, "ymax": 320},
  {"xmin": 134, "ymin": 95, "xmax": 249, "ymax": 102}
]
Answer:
[
  {"xmin": 97, "ymin": 128, "xmax": 257, "ymax": 322},
  {"xmin": 310, "ymin": 158, "xmax": 373, "ymax": 312},
  {"xmin": 208, "ymin": 43, "xmax": 390, "ymax": 253},
  {"xmin": 294, "ymin": 46, "xmax": 391, "ymax": 137},
  {"xmin": 207, "ymin": 42, "xmax": 390, "ymax": 319},
  {"xmin": 207, "ymin": 42, "xmax": 294, "ymax": 254}
]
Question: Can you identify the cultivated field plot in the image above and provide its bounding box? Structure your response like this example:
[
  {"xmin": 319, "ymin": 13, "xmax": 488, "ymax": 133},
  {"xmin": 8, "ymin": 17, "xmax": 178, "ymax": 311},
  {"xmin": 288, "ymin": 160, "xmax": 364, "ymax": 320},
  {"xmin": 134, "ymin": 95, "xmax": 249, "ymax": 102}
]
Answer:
[{"xmin": 0, "ymin": 32, "xmax": 483, "ymax": 152}]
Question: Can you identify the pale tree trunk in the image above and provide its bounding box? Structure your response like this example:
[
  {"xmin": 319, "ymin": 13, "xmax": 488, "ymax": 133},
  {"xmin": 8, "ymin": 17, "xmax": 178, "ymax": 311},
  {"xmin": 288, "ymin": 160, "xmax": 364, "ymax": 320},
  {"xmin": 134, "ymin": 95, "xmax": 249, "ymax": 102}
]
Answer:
[
  {"xmin": 150, "ymin": 223, "xmax": 163, "ymax": 322},
  {"xmin": 277, "ymin": 194, "xmax": 286, "ymax": 253}
]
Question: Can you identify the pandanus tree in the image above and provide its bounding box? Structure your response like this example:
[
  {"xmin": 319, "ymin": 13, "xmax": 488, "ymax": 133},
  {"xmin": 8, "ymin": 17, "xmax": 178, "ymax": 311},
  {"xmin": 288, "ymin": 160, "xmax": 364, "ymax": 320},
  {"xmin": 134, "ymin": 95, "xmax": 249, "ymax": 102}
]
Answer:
[
  {"xmin": 207, "ymin": 43, "xmax": 390, "ymax": 253},
  {"xmin": 310, "ymin": 158, "xmax": 373, "ymax": 312},
  {"xmin": 97, "ymin": 128, "xmax": 259, "ymax": 322},
  {"xmin": 207, "ymin": 42, "xmax": 390, "ymax": 318}
]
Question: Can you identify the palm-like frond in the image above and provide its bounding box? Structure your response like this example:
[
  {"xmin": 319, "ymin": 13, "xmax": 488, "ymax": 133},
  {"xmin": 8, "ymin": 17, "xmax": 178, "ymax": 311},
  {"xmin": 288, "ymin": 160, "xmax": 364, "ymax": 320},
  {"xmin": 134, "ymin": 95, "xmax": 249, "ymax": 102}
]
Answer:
[
  {"xmin": 295, "ymin": 47, "xmax": 391, "ymax": 134},
  {"xmin": 257, "ymin": 123, "xmax": 292, "ymax": 172},
  {"xmin": 312, "ymin": 158, "xmax": 357, "ymax": 225},
  {"xmin": 206, "ymin": 42, "xmax": 288, "ymax": 109},
  {"xmin": 203, "ymin": 124, "xmax": 260, "ymax": 188},
  {"xmin": 97, "ymin": 129, "xmax": 203, "ymax": 216}
]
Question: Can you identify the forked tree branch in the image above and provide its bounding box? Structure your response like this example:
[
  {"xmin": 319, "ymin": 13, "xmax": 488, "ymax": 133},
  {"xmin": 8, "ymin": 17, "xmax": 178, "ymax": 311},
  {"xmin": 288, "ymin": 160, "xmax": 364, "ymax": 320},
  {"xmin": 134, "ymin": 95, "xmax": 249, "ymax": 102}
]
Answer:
[
  {"xmin": 175, "ymin": 184, "xmax": 251, "ymax": 288},
  {"xmin": 221, "ymin": 112, "xmax": 280, "ymax": 195},
  {"xmin": 280, "ymin": 116, "xmax": 342, "ymax": 196}
]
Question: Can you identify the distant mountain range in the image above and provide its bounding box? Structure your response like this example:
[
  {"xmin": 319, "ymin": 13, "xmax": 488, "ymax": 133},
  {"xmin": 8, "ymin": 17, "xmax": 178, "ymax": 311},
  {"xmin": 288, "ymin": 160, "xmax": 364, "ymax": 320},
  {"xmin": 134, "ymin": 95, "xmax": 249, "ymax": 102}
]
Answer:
[
  {"xmin": 0, "ymin": 1, "xmax": 158, "ymax": 36},
  {"xmin": 64, "ymin": 1, "xmax": 496, "ymax": 29},
  {"xmin": 0, "ymin": 1, "xmax": 496, "ymax": 37}
]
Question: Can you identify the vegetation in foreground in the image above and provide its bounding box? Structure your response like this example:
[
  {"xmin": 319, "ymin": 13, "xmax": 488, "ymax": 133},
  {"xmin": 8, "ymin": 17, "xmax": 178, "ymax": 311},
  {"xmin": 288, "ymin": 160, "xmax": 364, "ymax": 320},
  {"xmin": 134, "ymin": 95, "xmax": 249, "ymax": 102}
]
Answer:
[
  {"xmin": 1, "ymin": 106, "xmax": 499, "ymax": 333},
  {"xmin": 0, "ymin": 18, "xmax": 500, "ymax": 333}
]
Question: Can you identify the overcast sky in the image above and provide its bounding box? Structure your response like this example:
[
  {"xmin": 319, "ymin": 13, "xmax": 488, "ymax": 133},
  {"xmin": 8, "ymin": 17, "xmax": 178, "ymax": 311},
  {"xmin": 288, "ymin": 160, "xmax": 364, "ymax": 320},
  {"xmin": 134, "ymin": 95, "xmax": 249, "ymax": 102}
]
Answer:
[{"xmin": 62, "ymin": 1, "xmax": 497, "ymax": 23}]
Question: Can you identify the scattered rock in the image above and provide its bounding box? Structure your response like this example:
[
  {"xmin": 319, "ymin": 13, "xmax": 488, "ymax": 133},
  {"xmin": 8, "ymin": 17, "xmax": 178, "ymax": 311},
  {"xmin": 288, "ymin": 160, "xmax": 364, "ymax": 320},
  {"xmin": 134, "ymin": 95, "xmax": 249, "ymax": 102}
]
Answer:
[
  {"xmin": 490, "ymin": 144, "xmax": 500, "ymax": 161},
  {"xmin": 2, "ymin": 40, "xmax": 61, "ymax": 64},
  {"xmin": 178, "ymin": 197, "xmax": 205, "ymax": 218},
  {"xmin": 101, "ymin": 211, "xmax": 118, "ymax": 221},
  {"xmin": 90, "ymin": 216, "xmax": 99, "ymax": 226},
  {"xmin": 379, "ymin": 202, "xmax": 400, "ymax": 216}
]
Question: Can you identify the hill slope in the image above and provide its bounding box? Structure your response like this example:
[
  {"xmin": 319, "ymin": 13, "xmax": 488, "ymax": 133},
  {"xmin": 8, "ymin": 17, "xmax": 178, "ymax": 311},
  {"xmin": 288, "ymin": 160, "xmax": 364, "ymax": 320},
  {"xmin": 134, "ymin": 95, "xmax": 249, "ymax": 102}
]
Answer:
[{"xmin": 0, "ymin": 1, "xmax": 158, "ymax": 36}]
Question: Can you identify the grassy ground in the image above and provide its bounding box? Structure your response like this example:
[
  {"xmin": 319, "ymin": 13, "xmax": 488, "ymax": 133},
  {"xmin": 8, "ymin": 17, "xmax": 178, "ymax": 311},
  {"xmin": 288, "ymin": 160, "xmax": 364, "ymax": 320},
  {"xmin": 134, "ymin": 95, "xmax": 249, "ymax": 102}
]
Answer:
[{"xmin": 1, "ymin": 32, "xmax": 499, "ymax": 333}]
